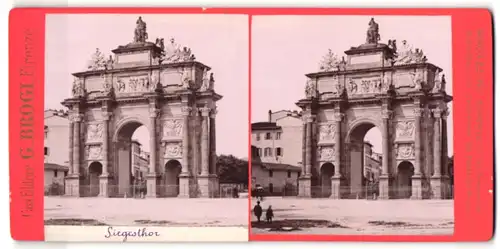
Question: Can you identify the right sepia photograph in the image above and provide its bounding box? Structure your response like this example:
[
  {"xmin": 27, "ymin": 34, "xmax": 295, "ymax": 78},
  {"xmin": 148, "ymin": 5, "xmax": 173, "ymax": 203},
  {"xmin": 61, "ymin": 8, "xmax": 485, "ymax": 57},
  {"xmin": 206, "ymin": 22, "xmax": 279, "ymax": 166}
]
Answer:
[{"xmin": 250, "ymin": 15, "xmax": 454, "ymax": 235}]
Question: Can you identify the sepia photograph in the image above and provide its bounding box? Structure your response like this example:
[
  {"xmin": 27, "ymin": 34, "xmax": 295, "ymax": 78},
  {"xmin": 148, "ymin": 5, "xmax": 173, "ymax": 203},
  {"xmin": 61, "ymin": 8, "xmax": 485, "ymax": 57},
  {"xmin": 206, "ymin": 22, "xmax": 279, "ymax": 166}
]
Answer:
[
  {"xmin": 44, "ymin": 14, "xmax": 249, "ymax": 240},
  {"xmin": 250, "ymin": 15, "xmax": 454, "ymax": 235}
]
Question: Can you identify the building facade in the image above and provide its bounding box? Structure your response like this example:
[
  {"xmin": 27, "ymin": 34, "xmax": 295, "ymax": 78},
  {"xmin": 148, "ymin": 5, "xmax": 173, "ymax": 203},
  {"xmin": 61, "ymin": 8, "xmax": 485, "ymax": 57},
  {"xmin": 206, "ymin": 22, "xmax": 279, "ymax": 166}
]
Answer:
[
  {"xmin": 44, "ymin": 110, "xmax": 70, "ymax": 193},
  {"xmin": 131, "ymin": 140, "xmax": 150, "ymax": 179},
  {"xmin": 63, "ymin": 17, "xmax": 221, "ymax": 198},
  {"xmin": 250, "ymin": 146, "xmax": 301, "ymax": 196},
  {"xmin": 297, "ymin": 18, "xmax": 452, "ymax": 199},
  {"xmin": 251, "ymin": 110, "xmax": 303, "ymax": 166}
]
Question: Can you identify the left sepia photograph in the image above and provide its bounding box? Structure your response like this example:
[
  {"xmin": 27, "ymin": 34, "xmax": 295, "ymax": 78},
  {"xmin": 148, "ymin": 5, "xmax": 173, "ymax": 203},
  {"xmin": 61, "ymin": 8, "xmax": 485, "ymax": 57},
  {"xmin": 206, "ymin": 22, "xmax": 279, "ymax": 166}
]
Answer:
[{"xmin": 43, "ymin": 14, "xmax": 249, "ymax": 241}]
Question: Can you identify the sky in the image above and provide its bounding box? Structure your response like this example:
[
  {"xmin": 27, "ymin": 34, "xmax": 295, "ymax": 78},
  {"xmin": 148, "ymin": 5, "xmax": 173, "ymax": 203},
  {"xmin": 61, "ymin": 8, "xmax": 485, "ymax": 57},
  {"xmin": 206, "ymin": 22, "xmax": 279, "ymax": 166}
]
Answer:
[
  {"xmin": 45, "ymin": 14, "xmax": 249, "ymax": 158},
  {"xmin": 251, "ymin": 15, "xmax": 453, "ymax": 155}
]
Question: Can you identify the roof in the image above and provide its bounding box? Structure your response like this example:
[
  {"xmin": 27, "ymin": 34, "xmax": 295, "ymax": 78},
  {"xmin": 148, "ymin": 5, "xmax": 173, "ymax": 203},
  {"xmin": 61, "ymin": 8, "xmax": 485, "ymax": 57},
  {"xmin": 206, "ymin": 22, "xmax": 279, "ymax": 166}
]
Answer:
[
  {"xmin": 253, "ymin": 161, "xmax": 301, "ymax": 172},
  {"xmin": 44, "ymin": 163, "xmax": 69, "ymax": 172},
  {"xmin": 251, "ymin": 122, "xmax": 282, "ymax": 131}
]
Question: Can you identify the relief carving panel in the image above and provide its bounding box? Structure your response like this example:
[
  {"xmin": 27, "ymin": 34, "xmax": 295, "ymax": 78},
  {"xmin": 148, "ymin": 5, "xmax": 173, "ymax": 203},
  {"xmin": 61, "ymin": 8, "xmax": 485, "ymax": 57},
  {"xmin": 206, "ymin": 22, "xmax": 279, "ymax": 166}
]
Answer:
[
  {"xmin": 162, "ymin": 119, "xmax": 183, "ymax": 138},
  {"xmin": 395, "ymin": 143, "xmax": 415, "ymax": 160},
  {"xmin": 395, "ymin": 121, "xmax": 415, "ymax": 139},
  {"xmin": 318, "ymin": 123, "xmax": 336, "ymax": 142},
  {"xmin": 87, "ymin": 123, "xmax": 104, "ymax": 142},
  {"xmin": 164, "ymin": 142, "xmax": 182, "ymax": 158},
  {"xmin": 347, "ymin": 77, "xmax": 383, "ymax": 95},
  {"xmin": 115, "ymin": 75, "xmax": 153, "ymax": 93},
  {"xmin": 318, "ymin": 146, "xmax": 335, "ymax": 161},
  {"xmin": 87, "ymin": 145, "xmax": 103, "ymax": 160}
]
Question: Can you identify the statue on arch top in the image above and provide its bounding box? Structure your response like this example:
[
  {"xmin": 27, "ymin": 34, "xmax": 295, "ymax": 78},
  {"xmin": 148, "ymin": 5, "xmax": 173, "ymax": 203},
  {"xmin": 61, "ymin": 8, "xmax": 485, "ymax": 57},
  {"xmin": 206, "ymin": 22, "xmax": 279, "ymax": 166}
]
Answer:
[
  {"xmin": 366, "ymin": 18, "xmax": 380, "ymax": 44},
  {"xmin": 87, "ymin": 48, "xmax": 106, "ymax": 71},
  {"xmin": 134, "ymin": 16, "xmax": 148, "ymax": 43}
]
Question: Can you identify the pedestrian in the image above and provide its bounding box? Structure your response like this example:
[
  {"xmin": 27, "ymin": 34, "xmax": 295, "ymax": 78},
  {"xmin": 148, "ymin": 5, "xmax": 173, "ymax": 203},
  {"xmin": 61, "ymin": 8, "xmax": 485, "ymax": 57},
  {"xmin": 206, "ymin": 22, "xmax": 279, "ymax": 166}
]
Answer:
[
  {"xmin": 265, "ymin": 205, "xmax": 274, "ymax": 223},
  {"xmin": 253, "ymin": 201, "xmax": 263, "ymax": 223}
]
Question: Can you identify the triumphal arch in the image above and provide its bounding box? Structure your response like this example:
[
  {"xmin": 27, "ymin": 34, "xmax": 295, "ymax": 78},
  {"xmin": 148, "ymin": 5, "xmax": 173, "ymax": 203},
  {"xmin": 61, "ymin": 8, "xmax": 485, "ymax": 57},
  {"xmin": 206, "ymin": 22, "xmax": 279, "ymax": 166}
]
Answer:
[
  {"xmin": 63, "ymin": 17, "xmax": 221, "ymax": 198},
  {"xmin": 297, "ymin": 18, "xmax": 452, "ymax": 200}
]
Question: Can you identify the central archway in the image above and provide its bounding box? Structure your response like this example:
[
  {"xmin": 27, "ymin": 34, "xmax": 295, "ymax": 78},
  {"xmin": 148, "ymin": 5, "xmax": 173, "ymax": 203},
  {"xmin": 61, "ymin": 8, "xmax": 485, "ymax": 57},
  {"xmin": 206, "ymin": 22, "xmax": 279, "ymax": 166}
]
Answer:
[
  {"xmin": 345, "ymin": 120, "xmax": 382, "ymax": 199},
  {"xmin": 320, "ymin": 162, "xmax": 335, "ymax": 197},
  {"xmin": 113, "ymin": 120, "xmax": 150, "ymax": 198},
  {"xmin": 164, "ymin": 159, "xmax": 182, "ymax": 197}
]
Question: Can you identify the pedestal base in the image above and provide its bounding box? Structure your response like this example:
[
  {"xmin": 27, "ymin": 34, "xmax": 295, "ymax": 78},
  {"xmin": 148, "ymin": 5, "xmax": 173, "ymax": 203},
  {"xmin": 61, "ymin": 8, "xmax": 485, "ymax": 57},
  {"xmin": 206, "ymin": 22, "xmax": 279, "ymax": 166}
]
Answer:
[
  {"xmin": 178, "ymin": 173, "xmax": 191, "ymax": 198},
  {"xmin": 64, "ymin": 175, "xmax": 80, "ymax": 197},
  {"xmin": 431, "ymin": 176, "xmax": 443, "ymax": 199},
  {"xmin": 411, "ymin": 176, "xmax": 423, "ymax": 200},
  {"xmin": 330, "ymin": 176, "xmax": 341, "ymax": 199},
  {"xmin": 298, "ymin": 176, "xmax": 311, "ymax": 198},
  {"xmin": 197, "ymin": 175, "xmax": 210, "ymax": 198},
  {"xmin": 209, "ymin": 174, "xmax": 219, "ymax": 198},
  {"xmin": 378, "ymin": 175, "xmax": 390, "ymax": 200},
  {"xmin": 98, "ymin": 175, "xmax": 111, "ymax": 197},
  {"xmin": 146, "ymin": 173, "xmax": 159, "ymax": 198}
]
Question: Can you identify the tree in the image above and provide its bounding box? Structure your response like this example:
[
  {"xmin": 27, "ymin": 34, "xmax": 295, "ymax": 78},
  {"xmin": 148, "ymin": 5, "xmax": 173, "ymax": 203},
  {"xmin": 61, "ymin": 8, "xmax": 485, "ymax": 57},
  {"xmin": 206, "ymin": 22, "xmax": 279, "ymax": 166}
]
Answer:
[{"xmin": 217, "ymin": 154, "xmax": 248, "ymax": 186}]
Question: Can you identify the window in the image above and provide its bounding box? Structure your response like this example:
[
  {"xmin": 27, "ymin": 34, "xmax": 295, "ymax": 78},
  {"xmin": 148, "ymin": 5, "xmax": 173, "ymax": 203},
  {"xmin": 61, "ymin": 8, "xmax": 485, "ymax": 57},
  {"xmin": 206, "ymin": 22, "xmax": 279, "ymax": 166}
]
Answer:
[
  {"xmin": 258, "ymin": 148, "xmax": 262, "ymax": 157},
  {"xmin": 269, "ymin": 170, "xmax": 274, "ymax": 177},
  {"xmin": 276, "ymin": 132, "xmax": 282, "ymax": 140},
  {"xmin": 54, "ymin": 170, "xmax": 58, "ymax": 177},
  {"xmin": 256, "ymin": 133, "xmax": 260, "ymax": 141},
  {"xmin": 265, "ymin": 132, "xmax": 271, "ymax": 140},
  {"xmin": 264, "ymin": 147, "xmax": 272, "ymax": 157},
  {"xmin": 44, "ymin": 126, "xmax": 48, "ymax": 139},
  {"xmin": 287, "ymin": 170, "xmax": 291, "ymax": 178},
  {"xmin": 44, "ymin": 147, "xmax": 49, "ymax": 156},
  {"xmin": 298, "ymin": 171, "xmax": 301, "ymax": 177},
  {"xmin": 276, "ymin": 147, "xmax": 283, "ymax": 156},
  {"xmin": 64, "ymin": 171, "xmax": 68, "ymax": 177},
  {"xmin": 268, "ymin": 183, "xmax": 274, "ymax": 193}
]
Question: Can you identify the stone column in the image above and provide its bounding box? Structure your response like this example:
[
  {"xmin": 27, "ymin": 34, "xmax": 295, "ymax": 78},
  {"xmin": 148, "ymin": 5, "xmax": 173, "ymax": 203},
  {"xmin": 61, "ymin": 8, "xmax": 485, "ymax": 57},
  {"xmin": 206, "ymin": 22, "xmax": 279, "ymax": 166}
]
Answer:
[
  {"xmin": 64, "ymin": 116, "xmax": 78, "ymax": 197},
  {"xmin": 178, "ymin": 106, "xmax": 191, "ymax": 197},
  {"xmin": 146, "ymin": 108, "xmax": 159, "ymax": 198},
  {"xmin": 298, "ymin": 114, "xmax": 313, "ymax": 197},
  {"xmin": 70, "ymin": 114, "xmax": 83, "ymax": 197},
  {"xmin": 68, "ymin": 122, "xmax": 74, "ymax": 175},
  {"xmin": 305, "ymin": 115, "xmax": 314, "ymax": 176},
  {"xmin": 331, "ymin": 112, "xmax": 344, "ymax": 199},
  {"xmin": 99, "ymin": 112, "xmax": 111, "ymax": 197},
  {"xmin": 411, "ymin": 108, "xmax": 424, "ymax": 199},
  {"xmin": 431, "ymin": 108, "xmax": 443, "ymax": 199},
  {"xmin": 198, "ymin": 107, "xmax": 211, "ymax": 197},
  {"xmin": 209, "ymin": 109, "xmax": 219, "ymax": 197},
  {"xmin": 379, "ymin": 109, "xmax": 393, "ymax": 199},
  {"xmin": 301, "ymin": 122, "xmax": 307, "ymax": 174}
]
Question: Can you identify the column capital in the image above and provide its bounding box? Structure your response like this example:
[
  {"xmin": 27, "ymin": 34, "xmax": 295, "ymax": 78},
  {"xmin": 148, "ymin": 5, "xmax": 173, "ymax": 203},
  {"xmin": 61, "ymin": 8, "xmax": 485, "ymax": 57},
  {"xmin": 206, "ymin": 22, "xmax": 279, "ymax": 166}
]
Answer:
[
  {"xmin": 210, "ymin": 107, "xmax": 218, "ymax": 118},
  {"xmin": 71, "ymin": 113, "xmax": 84, "ymax": 122},
  {"xmin": 442, "ymin": 107, "xmax": 450, "ymax": 118},
  {"xmin": 200, "ymin": 107, "xmax": 211, "ymax": 117},
  {"xmin": 101, "ymin": 112, "xmax": 113, "ymax": 121},
  {"xmin": 181, "ymin": 106, "xmax": 192, "ymax": 117},
  {"xmin": 413, "ymin": 108, "xmax": 425, "ymax": 118},
  {"xmin": 149, "ymin": 108, "xmax": 160, "ymax": 118},
  {"xmin": 381, "ymin": 109, "xmax": 393, "ymax": 119},
  {"xmin": 306, "ymin": 114, "xmax": 315, "ymax": 123},
  {"xmin": 432, "ymin": 108, "xmax": 442, "ymax": 118},
  {"xmin": 333, "ymin": 112, "xmax": 345, "ymax": 122}
]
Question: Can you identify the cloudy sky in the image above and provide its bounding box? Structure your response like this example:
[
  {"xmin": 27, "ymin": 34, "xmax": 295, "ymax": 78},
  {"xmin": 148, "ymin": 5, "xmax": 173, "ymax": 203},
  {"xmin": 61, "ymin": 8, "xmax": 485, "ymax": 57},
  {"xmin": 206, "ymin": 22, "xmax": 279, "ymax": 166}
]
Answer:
[
  {"xmin": 251, "ymin": 15, "xmax": 453, "ymax": 155},
  {"xmin": 45, "ymin": 14, "xmax": 249, "ymax": 158}
]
